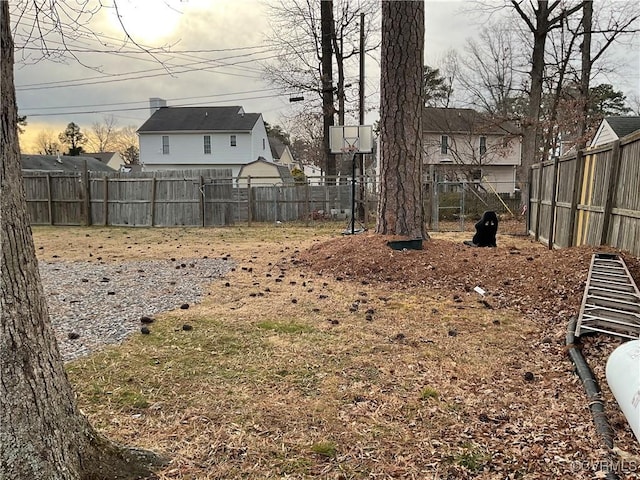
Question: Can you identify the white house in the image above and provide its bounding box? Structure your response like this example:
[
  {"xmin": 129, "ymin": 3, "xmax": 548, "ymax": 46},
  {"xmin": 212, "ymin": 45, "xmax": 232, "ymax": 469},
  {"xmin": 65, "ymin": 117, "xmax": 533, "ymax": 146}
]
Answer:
[
  {"xmin": 422, "ymin": 107, "xmax": 521, "ymax": 193},
  {"xmin": 302, "ymin": 163, "xmax": 323, "ymax": 185},
  {"xmin": 137, "ymin": 105, "xmax": 273, "ymax": 177},
  {"xmin": 590, "ymin": 116, "xmax": 640, "ymax": 147},
  {"xmin": 269, "ymin": 137, "xmax": 299, "ymax": 169}
]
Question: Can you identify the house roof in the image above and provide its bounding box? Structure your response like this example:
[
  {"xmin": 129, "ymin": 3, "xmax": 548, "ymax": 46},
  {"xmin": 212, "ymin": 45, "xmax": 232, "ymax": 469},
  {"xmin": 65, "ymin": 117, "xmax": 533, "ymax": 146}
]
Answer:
[
  {"xmin": 20, "ymin": 155, "xmax": 116, "ymax": 172},
  {"xmin": 423, "ymin": 107, "xmax": 520, "ymax": 136},
  {"xmin": 604, "ymin": 116, "xmax": 640, "ymax": 138},
  {"xmin": 137, "ymin": 106, "xmax": 261, "ymax": 133},
  {"xmin": 87, "ymin": 152, "xmax": 119, "ymax": 164},
  {"xmin": 269, "ymin": 137, "xmax": 288, "ymax": 160},
  {"xmin": 237, "ymin": 157, "xmax": 294, "ymax": 183}
]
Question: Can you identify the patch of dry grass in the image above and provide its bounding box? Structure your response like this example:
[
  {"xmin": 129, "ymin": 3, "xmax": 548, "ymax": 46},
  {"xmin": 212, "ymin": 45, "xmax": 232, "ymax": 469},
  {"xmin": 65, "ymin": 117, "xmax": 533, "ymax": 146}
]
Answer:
[{"xmin": 33, "ymin": 223, "xmax": 639, "ymax": 479}]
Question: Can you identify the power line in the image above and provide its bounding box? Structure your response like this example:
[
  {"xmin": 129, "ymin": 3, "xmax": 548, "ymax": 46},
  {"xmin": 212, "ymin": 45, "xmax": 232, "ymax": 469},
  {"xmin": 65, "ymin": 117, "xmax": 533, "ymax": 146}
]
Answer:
[
  {"xmin": 15, "ymin": 44, "xmax": 282, "ymax": 90},
  {"xmin": 15, "ymin": 51, "xmax": 289, "ymax": 91},
  {"xmin": 22, "ymin": 93, "xmax": 289, "ymax": 117},
  {"xmin": 19, "ymin": 87, "xmax": 282, "ymax": 112}
]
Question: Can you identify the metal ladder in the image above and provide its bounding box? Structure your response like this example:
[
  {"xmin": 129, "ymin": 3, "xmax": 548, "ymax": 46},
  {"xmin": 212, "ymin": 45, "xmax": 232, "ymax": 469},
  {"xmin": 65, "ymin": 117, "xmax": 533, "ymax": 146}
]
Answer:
[{"xmin": 575, "ymin": 253, "xmax": 640, "ymax": 339}]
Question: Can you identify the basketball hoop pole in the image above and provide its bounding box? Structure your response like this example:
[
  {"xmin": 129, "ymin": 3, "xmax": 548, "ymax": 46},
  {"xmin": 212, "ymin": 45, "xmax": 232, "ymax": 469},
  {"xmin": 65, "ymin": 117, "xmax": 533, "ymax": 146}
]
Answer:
[{"xmin": 329, "ymin": 125, "xmax": 372, "ymax": 236}]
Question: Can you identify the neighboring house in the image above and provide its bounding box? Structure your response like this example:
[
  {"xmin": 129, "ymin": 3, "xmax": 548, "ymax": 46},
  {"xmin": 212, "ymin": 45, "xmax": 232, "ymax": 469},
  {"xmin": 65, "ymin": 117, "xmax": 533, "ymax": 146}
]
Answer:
[
  {"xmin": 422, "ymin": 107, "xmax": 521, "ymax": 193},
  {"xmin": 137, "ymin": 105, "xmax": 273, "ymax": 177},
  {"xmin": 590, "ymin": 116, "xmax": 640, "ymax": 147},
  {"xmin": 21, "ymin": 154, "xmax": 115, "ymax": 173},
  {"xmin": 87, "ymin": 151, "xmax": 124, "ymax": 171},
  {"xmin": 269, "ymin": 137, "xmax": 299, "ymax": 169},
  {"xmin": 236, "ymin": 157, "xmax": 294, "ymax": 188},
  {"xmin": 302, "ymin": 163, "xmax": 323, "ymax": 185}
]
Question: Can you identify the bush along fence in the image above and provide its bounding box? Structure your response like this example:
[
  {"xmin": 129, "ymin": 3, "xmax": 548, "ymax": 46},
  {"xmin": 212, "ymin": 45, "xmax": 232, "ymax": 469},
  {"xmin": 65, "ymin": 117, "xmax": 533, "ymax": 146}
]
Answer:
[
  {"xmin": 22, "ymin": 169, "xmax": 375, "ymax": 228},
  {"xmin": 529, "ymin": 130, "xmax": 640, "ymax": 257}
]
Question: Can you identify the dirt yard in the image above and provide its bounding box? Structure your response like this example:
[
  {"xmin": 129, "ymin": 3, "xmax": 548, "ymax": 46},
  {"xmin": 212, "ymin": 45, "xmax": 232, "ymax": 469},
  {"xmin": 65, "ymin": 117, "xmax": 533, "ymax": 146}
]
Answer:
[{"xmin": 33, "ymin": 222, "xmax": 640, "ymax": 479}]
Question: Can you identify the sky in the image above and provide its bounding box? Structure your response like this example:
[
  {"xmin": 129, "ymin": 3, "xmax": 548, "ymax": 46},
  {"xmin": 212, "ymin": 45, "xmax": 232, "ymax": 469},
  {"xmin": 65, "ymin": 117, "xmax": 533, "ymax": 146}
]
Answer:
[{"xmin": 10, "ymin": 0, "xmax": 640, "ymax": 153}]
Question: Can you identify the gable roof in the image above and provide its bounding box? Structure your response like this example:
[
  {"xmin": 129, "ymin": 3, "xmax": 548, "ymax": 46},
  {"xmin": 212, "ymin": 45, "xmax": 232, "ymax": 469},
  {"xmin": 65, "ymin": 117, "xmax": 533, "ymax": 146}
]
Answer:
[
  {"xmin": 604, "ymin": 116, "xmax": 640, "ymax": 138},
  {"xmin": 20, "ymin": 155, "xmax": 116, "ymax": 172},
  {"xmin": 137, "ymin": 106, "xmax": 261, "ymax": 133},
  {"xmin": 269, "ymin": 137, "xmax": 288, "ymax": 160},
  {"xmin": 237, "ymin": 157, "xmax": 294, "ymax": 183},
  {"xmin": 423, "ymin": 107, "xmax": 520, "ymax": 136},
  {"xmin": 88, "ymin": 152, "xmax": 119, "ymax": 164}
]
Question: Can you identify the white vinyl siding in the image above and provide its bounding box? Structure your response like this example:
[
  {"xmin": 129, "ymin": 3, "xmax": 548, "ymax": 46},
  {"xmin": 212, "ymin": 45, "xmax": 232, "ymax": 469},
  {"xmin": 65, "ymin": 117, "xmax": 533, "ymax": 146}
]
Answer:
[{"xmin": 138, "ymin": 115, "xmax": 275, "ymax": 170}]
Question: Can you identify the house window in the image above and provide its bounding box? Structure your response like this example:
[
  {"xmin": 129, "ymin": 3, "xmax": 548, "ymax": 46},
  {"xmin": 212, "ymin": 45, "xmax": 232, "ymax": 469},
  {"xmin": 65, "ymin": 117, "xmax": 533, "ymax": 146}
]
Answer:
[
  {"xmin": 262, "ymin": 138, "xmax": 266, "ymax": 150},
  {"xmin": 479, "ymin": 136, "xmax": 487, "ymax": 156},
  {"xmin": 162, "ymin": 135, "xmax": 169, "ymax": 155},
  {"xmin": 204, "ymin": 135, "xmax": 211, "ymax": 154},
  {"xmin": 230, "ymin": 135, "xmax": 237, "ymax": 147},
  {"xmin": 471, "ymin": 168, "xmax": 482, "ymax": 181},
  {"xmin": 440, "ymin": 135, "xmax": 449, "ymax": 154}
]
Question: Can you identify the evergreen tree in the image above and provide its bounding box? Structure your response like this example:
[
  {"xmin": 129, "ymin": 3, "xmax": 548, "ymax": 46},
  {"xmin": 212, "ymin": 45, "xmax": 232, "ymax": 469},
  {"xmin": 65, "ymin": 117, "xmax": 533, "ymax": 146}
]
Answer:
[{"xmin": 58, "ymin": 122, "xmax": 87, "ymax": 156}]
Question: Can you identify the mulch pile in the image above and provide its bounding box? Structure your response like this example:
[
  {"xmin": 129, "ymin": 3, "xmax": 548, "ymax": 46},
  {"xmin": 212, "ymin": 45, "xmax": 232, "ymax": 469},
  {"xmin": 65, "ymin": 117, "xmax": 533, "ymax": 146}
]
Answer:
[{"xmin": 297, "ymin": 233, "xmax": 640, "ymax": 327}]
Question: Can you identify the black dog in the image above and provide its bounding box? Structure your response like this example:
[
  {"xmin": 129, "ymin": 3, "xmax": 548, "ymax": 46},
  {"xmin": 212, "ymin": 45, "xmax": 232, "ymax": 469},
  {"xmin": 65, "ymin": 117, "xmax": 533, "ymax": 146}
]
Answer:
[{"xmin": 464, "ymin": 211, "xmax": 498, "ymax": 247}]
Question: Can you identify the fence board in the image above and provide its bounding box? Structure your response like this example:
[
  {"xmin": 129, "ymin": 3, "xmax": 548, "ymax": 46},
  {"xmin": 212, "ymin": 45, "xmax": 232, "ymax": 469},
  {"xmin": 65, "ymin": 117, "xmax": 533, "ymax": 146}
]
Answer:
[
  {"xmin": 552, "ymin": 157, "xmax": 577, "ymax": 248},
  {"xmin": 529, "ymin": 130, "xmax": 640, "ymax": 257}
]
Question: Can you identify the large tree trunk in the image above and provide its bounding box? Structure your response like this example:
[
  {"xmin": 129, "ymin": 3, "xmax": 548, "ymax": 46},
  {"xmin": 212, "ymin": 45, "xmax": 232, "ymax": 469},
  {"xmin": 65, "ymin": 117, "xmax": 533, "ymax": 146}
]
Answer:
[
  {"xmin": 518, "ymin": 4, "xmax": 548, "ymax": 217},
  {"xmin": 376, "ymin": 0, "xmax": 426, "ymax": 239},
  {"xmin": 321, "ymin": 0, "xmax": 336, "ymax": 180},
  {"xmin": 511, "ymin": 0, "xmax": 585, "ymax": 220},
  {"xmin": 0, "ymin": 4, "xmax": 162, "ymax": 478},
  {"xmin": 576, "ymin": 0, "xmax": 593, "ymax": 150}
]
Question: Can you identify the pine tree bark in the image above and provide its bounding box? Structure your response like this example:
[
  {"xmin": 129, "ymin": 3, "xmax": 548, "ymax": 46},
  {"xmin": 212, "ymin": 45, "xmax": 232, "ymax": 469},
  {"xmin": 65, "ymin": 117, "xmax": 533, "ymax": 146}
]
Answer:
[
  {"xmin": 321, "ymin": 0, "xmax": 336, "ymax": 180},
  {"xmin": 1, "ymin": 4, "xmax": 164, "ymax": 478},
  {"xmin": 576, "ymin": 0, "xmax": 593, "ymax": 151},
  {"xmin": 376, "ymin": 0, "xmax": 426, "ymax": 239}
]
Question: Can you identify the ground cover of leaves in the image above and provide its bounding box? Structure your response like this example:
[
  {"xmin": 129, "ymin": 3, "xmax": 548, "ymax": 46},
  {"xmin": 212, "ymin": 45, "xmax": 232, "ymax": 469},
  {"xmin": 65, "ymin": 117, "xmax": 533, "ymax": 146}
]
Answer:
[{"xmin": 33, "ymin": 223, "xmax": 640, "ymax": 479}]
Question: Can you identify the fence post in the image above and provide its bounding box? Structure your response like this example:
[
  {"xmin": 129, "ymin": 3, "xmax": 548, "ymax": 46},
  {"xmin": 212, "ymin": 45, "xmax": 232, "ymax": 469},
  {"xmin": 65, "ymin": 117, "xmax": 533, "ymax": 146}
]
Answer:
[
  {"xmin": 46, "ymin": 173, "xmax": 53, "ymax": 225},
  {"xmin": 247, "ymin": 176, "xmax": 252, "ymax": 227},
  {"xmin": 199, "ymin": 175, "xmax": 205, "ymax": 227},
  {"xmin": 534, "ymin": 163, "xmax": 544, "ymax": 242},
  {"xmin": 546, "ymin": 157, "xmax": 560, "ymax": 250},
  {"xmin": 82, "ymin": 161, "xmax": 91, "ymax": 225},
  {"xmin": 363, "ymin": 175, "xmax": 369, "ymax": 229},
  {"xmin": 103, "ymin": 175, "xmax": 109, "ymax": 226},
  {"xmin": 526, "ymin": 166, "xmax": 533, "ymax": 234},
  {"xmin": 600, "ymin": 140, "xmax": 622, "ymax": 246},
  {"xmin": 567, "ymin": 150, "xmax": 584, "ymax": 247},
  {"xmin": 324, "ymin": 185, "xmax": 330, "ymax": 217},
  {"xmin": 431, "ymin": 171, "xmax": 439, "ymax": 231},
  {"xmin": 305, "ymin": 183, "xmax": 311, "ymax": 227},
  {"xmin": 150, "ymin": 174, "xmax": 157, "ymax": 227}
]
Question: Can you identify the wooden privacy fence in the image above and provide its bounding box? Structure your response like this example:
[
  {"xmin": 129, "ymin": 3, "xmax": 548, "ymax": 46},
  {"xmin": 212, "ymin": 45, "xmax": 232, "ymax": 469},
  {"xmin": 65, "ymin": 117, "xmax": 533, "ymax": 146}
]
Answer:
[
  {"xmin": 529, "ymin": 130, "xmax": 640, "ymax": 257},
  {"xmin": 23, "ymin": 169, "xmax": 368, "ymax": 227}
]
